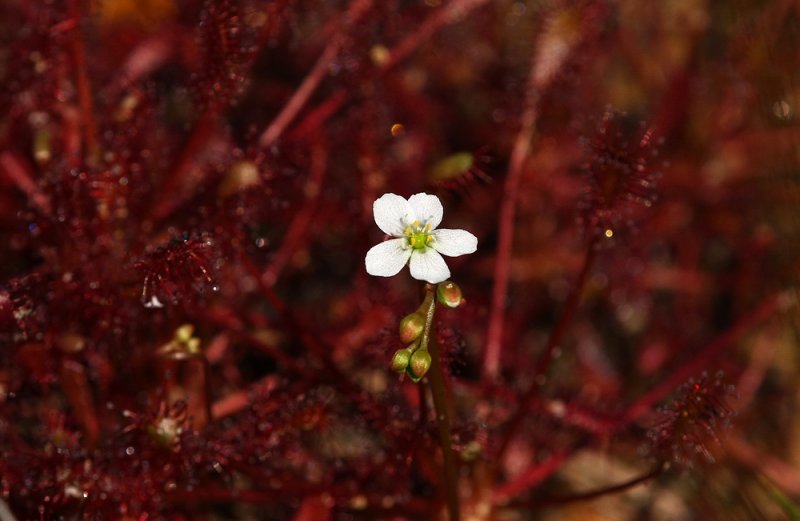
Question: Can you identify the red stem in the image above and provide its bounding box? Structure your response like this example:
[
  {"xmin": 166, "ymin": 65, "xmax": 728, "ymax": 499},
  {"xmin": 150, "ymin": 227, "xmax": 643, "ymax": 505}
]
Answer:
[
  {"xmin": 273, "ymin": 0, "xmax": 490, "ymax": 144},
  {"xmin": 492, "ymin": 449, "xmax": 572, "ymax": 502},
  {"xmin": 496, "ymin": 237, "xmax": 597, "ymax": 460},
  {"xmin": 725, "ymin": 434, "xmax": 800, "ymax": 495},
  {"xmin": 150, "ymin": 1, "xmax": 290, "ymax": 223},
  {"xmin": 258, "ymin": 0, "xmax": 372, "ymax": 148},
  {"xmin": 0, "ymin": 152, "xmax": 51, "ymax": 216},
  {"xmin": 483, "ymin": 2, "xmax": 591, "ymax": 381},
  {"xmin": 151, "ymin": 112, "xmax": 217, "ymax": 222},
  {"xmin": 261, "ymin": 136, "xmax": 328, "ymax": 286},
  {"xmin": 506, "ymin": 465, "xmax": 662, "ymax": 508},
  {"xmin": 483, "ymin": 60, "xmax": 542, "ymax": 381},
  {"xmin": 285, "ymin": 90, "xmax": 348, "ymax": 142},
  {"xmin": 66, "ymin": 0, "xmax": 99, "ymax": 165},
  {"xmin": 623, "ymin": 292, "xmax": 785, "ymax": 422},
  {"xmin": 211, "ymin": 374, "xmax": 280, "ymax": 420},
  {"xmin": 380, "ymin": 0, "xmax": 491, "ymax": 70}
]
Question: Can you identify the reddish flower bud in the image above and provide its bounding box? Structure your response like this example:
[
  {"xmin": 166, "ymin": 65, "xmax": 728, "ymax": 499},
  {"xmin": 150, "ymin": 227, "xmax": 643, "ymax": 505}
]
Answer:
[
  {"xmin": 399, "ymin": 312, "xmax": 425, "ymax": 343},
  {"xmin": 408, "ymin": 349, "xmax": 432, "ymax": 382},
  {"xmin": 436, "ymin": 281, "xmax": 463, "ymax": 308}
]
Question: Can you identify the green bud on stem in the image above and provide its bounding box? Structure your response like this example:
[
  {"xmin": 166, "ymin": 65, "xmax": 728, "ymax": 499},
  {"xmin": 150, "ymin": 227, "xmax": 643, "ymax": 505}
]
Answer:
[
  {"xmin": 436, "ymin": 281, "xmax": 463, "ymax": 308},
  {"xmin": 408, "ymin": 349, "xmax": 432, "ymax": 382},
  {"xmin": 399, "ymin": 312, "xmax": 425, "ymax": 343},
  {"xmin": 391, "ymin": 348, "xmax": 412, "ymax": 373}
]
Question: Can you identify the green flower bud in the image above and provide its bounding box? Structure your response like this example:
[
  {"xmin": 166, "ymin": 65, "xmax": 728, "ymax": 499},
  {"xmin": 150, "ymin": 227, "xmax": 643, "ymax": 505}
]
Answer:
[
  {"xmin": 436, "ymin": 281, "xmax": 463, "ymax": 308},
  {"xmin": 391, "ymin": 348, "xmax": 412, "ymax": 373},
  {"xmin": 408, "ymin": 349, "xmax": 432, "ymax": 381},
  {"xmin": 399, "ymin": 312, "xmax": 425, "ymax": 343},
  {"xmin": 406, "ymin": 369, "xmax": 423, "ymax": 383}
]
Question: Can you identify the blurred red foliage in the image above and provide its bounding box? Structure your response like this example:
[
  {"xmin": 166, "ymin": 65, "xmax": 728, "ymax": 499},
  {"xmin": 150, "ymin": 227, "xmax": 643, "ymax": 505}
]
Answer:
[{"xmin": 0, "ymin": 0, "xmax": 798, "ymax": 519}]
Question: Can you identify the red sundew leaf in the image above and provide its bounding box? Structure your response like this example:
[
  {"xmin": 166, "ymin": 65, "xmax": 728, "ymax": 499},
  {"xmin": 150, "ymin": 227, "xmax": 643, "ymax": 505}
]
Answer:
[
  {"xmin": 579, "ymin": 109, "xmax": 659, "ymax": 241},
  {"xmin": 192, "ymin": 0, "xmax": 257, "ymax": 112},
  {"xmin": 134, "ymin": 234, "xmax": 218, "ymax": 307},
  {"xmin": 644, "ymin": 372, "xmax": 737, "ymax": 469}
]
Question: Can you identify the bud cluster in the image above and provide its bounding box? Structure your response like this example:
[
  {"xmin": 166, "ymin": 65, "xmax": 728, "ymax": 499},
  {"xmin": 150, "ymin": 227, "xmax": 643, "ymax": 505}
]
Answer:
[{"xmin": 390, "ymin": 281, "xmax": 463, "ymax": 382}]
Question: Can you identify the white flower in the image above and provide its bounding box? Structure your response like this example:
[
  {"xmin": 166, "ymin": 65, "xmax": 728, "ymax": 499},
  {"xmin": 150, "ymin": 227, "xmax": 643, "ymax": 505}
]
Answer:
[{"xmin": 365, "ymin": 193, "xmax": 478, "ymax": 284}]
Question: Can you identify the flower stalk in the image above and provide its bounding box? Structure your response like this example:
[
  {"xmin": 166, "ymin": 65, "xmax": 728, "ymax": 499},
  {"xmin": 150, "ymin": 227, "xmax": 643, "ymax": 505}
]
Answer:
[{"xmin": 419, "ymin": 283, "xmax": 460, "ymax": 521}]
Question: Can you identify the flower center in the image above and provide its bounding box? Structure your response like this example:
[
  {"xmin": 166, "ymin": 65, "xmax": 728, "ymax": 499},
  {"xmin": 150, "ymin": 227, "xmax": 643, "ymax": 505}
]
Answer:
[{"xmin": 404, "ymin": 220, "xmax": 433, "ymax": 250}]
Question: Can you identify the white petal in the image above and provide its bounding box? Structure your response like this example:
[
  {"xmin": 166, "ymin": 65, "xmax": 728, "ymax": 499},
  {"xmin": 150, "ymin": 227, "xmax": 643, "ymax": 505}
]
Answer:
[
  {"xmin": 365, "ymin": 239, "xmax": 412, "ymax": 277},
  {"xmin": 407, "ymin": 193, "xmax": 443, "ymax": 230},
  {"xmin": 373, "ymin": 193, "xmax": 411, "ymax": 236},
  {"xmin": 409, "ymin": 249, "xmax": 450, "ymax": 284},
  {"xmin": 431, "ymin": 229, "xmax": 478, "ymax": 257}
]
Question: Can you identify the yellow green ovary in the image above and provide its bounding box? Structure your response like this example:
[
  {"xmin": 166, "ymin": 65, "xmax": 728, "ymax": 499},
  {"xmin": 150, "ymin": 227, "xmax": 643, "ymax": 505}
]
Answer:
[{"xmin": 404, "ymin": 220, "xmax": 433, "ymax": 250}]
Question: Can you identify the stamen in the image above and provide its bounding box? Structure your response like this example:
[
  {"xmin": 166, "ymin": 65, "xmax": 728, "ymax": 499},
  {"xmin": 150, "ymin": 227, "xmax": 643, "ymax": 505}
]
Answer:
[{"xmin": 404, "ymin": 218, "xmax": 433, "ymax": 251}]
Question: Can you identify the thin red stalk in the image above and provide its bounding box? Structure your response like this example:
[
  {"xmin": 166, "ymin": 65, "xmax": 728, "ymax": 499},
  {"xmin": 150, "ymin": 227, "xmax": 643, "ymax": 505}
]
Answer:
[
  {"xmin": 104, "ymin": 32, "xmax": 174, "ymax": 99},
  {"xmin": 623, "ymin": 292, "xmax": 785, "ymax": 422},
  {"xmin": 0, "ymin": 152, "xmax": 51, "ymax": 216},
  {"xmin": 211, "ymin": 374, "xmax": 279, "ymax": 419},
  {"xmin": 66, "ymin": 0, "xmax": 99, "ymax": 165},
  {"xmin": 496, "ymin": 238, "xmax": 597, "ymax": 459},
  {"xmin": 262, "ymin": 136, "xmax": 327, "ymax": 286},
  {"xmin": 59, "ymin": 105, "xmax": 83, "ymax": 165},
  {"xmin": 151, "ymin": 112, "xmax": 217, "ymax": 221},
  {"xmin": 380, "ymin": 0, "xmax": 491, "ymax": 70},
  {"xmin": 484, "ymin": 2, "xmax": 591, "ymax": 380},
  {"xmin": 258, "ymin": 0, "xmax": 372, "ymax": 148},
  {"xmin": 532, "ymin": 241, "xmax": 598, "ymax": 377},
  {"xmin": 459, "ymin": 378, "xmax": 616, "ymax": 434},
  {"xmin": 492, "ymin": 449, "xmax": 572, "ymax": 502},
  {"xmin": 430, "ymin": 341, "xmax": 460, "ymax": 521},
  {"xmin": 151, "ymin": 1, "xmax": 290, "ymax": 223},
  {"xmin": 279, "ymin": 0, "xmax": 489, "ymax": 141},
  {"xmin": 422, "ymin": 294, "xmax": 460, "ymax": 521},
  {"xmin": 285, "ymin": 90, "xmax": 348, "ymax": 142},
  {"xmin": 506, "ymin": 465, "xmax": 662, "ymax": 508},
  {"xmin": 483, "ymin": 60, "xmax": 542, "ymax": 381},
  {"xmin": 735, "ymin": 323, "xmax": 778, "ymax": 407},
  {"xmin": 725, "ymin": 434, "xmax": 800, "ymax": 495}
]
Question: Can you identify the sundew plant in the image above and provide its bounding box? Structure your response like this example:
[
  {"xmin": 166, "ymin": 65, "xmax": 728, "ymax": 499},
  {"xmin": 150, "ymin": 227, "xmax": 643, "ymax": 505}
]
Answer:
[{"xmin": 1, "ymin": 1, "xmax": 800, "ymax": 520}]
